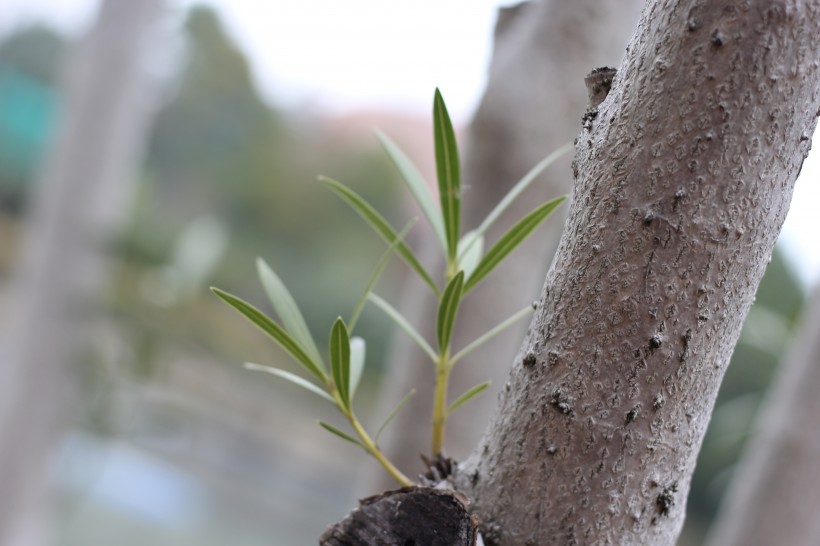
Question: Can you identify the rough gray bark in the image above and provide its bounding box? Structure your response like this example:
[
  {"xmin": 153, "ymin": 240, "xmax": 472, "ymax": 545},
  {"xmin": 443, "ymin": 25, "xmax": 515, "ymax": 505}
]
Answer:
[
  {"xmin": 704, "ymin": 286, "xmax": 820, "ymax": 546},
  {"xmin": 370, "ymin": 0, "xmax": 643, "ymax": 488},
  {"xmin": 453, "ymin": 1, "xmax": 820, "ymax": 544},
  {"xmin": 0, "ymin": 1, "xmax": 162, "ymax": 544}
]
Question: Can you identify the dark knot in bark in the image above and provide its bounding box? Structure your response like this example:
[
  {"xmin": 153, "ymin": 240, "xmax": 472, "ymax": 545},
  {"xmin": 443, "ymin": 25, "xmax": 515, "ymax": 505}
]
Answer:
[
  {"xmin": 584, "ymin": 66, "xmax": 617, "ymax": 109},
  {"xmin": 320, "ymin": 486, "xmax": 479, "ymax": 546}
]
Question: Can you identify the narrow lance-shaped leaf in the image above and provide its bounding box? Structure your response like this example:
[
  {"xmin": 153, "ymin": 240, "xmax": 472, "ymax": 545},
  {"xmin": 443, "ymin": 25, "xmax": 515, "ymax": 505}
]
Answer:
[
  {"xmin": 437, "ymin": 271, "xmax": 465, "ymax": 353},
  {"xmin": 243, "ymin": 363, "xmax": 334, "ymax": 403},
  {"xmin": 450, "ymin": 304, "xmax": 534, "ymax": 366},
  {"xmin": 375, "ymin": 389, "xmax": 416, "ymax": 444},
  {"xmin": 433, "ymin": 88, "xmax": 461, "ymax": 262},
  {"xmin": 348, "ymin": 218, "xmax": 417, "ymax": 332},
  {"xmin": 320, "ymin": 176, "xmax": 438, "ymax": 296},
  {"xmin": 318, "ymin": 420, "xmax": 364, "ymax": 449},
  {"xmin": 349, "ymin": 337, "xmax": 366, "ymax": 399},
  {"xmin": 376, "ymin": 129, "xmax": 447, "ymax": 251},
  {"xmin": 459, "ymin": 143, "xmax": 572, "ymax": 260},
  {"xmin": 367, "ymin": 293, "xmax": 437, "ymax": 362},
  {"xmin": 447, "ymin": 381, "xmax": 491, "ymax": 416},
  {"xmin": 257, "ymin": 258, "xmax": 323, "ymax": 367},
  {"xmin": 464, "ymin": 196, "xmax": 566, "ymax": 294},
  {"xmin": 330, "ymin": 317, "xmax": 351, "ymax": 409},
  {"xmin": 211, "ymin": 288, "xmax": 326, "ymax": 381}
]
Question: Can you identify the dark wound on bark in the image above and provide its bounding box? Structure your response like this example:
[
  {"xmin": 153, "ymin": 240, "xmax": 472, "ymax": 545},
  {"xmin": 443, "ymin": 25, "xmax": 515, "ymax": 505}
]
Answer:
[
  {"xmin": 523, "ymin": 352, "xmax": 537, "ymax": 367},
  {"xmin": 583, "ymin": 67, "xmax": 618, "ymax": 130},
  {"xmin": 585, "ymin": 67, "xmax": 618, "ymax": 108},
  {"xmin": 319, "ymin": 487, "xmax": 478, "ymax": 546}
]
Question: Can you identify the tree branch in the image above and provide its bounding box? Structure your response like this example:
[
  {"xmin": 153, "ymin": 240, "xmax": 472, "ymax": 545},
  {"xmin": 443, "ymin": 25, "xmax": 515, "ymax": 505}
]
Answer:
[{"xmin": 456, "ymin": 1, "xmax": 820, "ymax": 544}]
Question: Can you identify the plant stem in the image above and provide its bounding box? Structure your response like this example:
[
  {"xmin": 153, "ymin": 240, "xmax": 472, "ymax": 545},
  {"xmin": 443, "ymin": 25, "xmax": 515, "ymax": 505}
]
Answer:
[
  {"xmin": 348, "ymin": 414, "xmax": 414, "ymax": 487},
  {"xmin": 431, "ymin": 353, "xmax": 451, "ymax": 457},
  {"xmin": 445, "ymin": 259, "xmax": 457, "ymax": 281},
  {"xmin": 331, "ymin": 382, "xmax": 412, "ymax": 487}
]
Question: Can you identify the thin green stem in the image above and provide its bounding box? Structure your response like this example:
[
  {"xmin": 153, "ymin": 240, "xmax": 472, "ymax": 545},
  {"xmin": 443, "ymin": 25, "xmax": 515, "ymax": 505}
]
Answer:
[
  {"xmin": 329, "ymin": 386, "xmax": 413, "ymax": 487},
  {"xmin": 349, "ymin": 416, "xmax": 413, "ymax": 487},
  {"xmin": 431, "ymin": 353, "xmax": 451, "ymax": 457},
  {"xmin": 445, "ymin": 259, "xmax": 458, "ymax": 281}
]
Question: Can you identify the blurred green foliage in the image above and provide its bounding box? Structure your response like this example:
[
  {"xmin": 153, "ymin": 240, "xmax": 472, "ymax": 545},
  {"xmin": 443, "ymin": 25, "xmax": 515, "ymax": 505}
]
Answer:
[
  {"xmin": 120, "ymin": 6, "xmax": 404, "ymax": 384},
  {"xmin": 1, "ymin": 5, "xmax": 412, "ymax": 543}
]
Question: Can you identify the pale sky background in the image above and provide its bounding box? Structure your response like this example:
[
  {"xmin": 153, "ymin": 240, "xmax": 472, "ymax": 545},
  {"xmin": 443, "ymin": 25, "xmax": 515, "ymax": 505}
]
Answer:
[{"xmin": 2, "ymin": 0, "xmax": 818, "ymax": 288}]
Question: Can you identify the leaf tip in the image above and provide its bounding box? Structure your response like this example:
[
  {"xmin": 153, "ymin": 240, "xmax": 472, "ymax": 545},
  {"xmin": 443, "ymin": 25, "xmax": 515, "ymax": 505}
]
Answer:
[
  {"xmin": 210, "ymin": 286, "xmax": 225, "ymax": 297},
  {"xmin": 255, "ymin": 256, "xmax": 269, "ymax": 275}
]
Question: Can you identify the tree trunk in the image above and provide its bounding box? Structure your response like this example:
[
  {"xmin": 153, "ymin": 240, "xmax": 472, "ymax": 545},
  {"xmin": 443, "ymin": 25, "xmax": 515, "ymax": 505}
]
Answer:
[
  {"xmin": 453, "ymin": 1, "xmax": 820, "ymax": 544},
  {"xmin": 704, "ymin": 286, "xmax": 820, "ymax": 546},
  {"xmin": 0, "ymin": 1, "xmax": 162, "ymax": 544},
  {"xmin": 370, "ymin": 0, "xmax": 644, "ymax": 489}
]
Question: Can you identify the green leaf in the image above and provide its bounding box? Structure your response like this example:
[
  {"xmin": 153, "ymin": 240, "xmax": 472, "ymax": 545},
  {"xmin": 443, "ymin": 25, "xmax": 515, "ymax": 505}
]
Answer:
[
  {"xmin": 447, "ymin": 381, "xmax": 491, "ymax": 416},
  {"xmin": 321, "ymin": 176, "xmax": 438, "ymax": 296},
  {"xmin": 318, "ymin": 420, "xmax": 364, "ymax": 449},
  {"xmin": 456, "ymin": 230, "xmax": 484, "ymax": 279},
  {"xmin": 376, "ymin": 129, "xmax": 446, "ymax": 251},
  {"xmin": 367, "ymin": 293, "xmax": 437, "ymax": 362},
  {"xmin": 349, "ymin": 336, "xmax": 366, "ymax": 399},
  {"xmin": 464, "ymin": 196, "xmax": 566, "ymax": 293},
  {"xmin": 243, "ymin": 362, "xmax": 334, "ymax": 403},
  {"xmin": 433, "ymin": 88, "xmax": 461, "ymax": 262},
  {"xmin": 349, "ymin": 218, "xmax": 417, "ymax": 332},
  {"xmin": 450, "ymin": 305, "xmax": 534, "ymax": 366},
  {"xmin": 256, "ymin": 258, "xmax": 323, "ymax": 367},
  {"xmin": 211, "ymin": 288, "xmax": 326, "ymax": 381},
  {"xmin": 461, "ymin": 143, "xmax": 572, "ymax": 261},
  {"xmin": 437, "ymin": 271, "xmax": 465, "ymax": 353},
  {"xmin": 330, "ymin": 318, "xmax": 351, "ymax": 409},
  {"xmin": 375, "ymin": 389, "xmax": 416, "ymax": 444}
]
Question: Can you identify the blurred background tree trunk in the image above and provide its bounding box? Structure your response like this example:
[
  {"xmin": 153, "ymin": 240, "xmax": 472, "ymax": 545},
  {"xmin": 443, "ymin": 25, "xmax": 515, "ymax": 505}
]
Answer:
[
  {"xmin": 366, "ymin": 0, "xmax": 644, "ymax": 490},
  {"xmin": 705, "ymin": 286, "xmax": 820, "ymax": 546},
  {"xmin": 0, "ymin": 0, "xmax": 162, "ymax": 544}
]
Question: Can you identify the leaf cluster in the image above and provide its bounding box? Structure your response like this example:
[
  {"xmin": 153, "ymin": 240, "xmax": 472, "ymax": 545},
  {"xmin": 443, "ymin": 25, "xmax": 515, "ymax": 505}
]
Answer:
[{"xmin": 212, "ymin": 89, "xmax": 568, "ymax": 485}]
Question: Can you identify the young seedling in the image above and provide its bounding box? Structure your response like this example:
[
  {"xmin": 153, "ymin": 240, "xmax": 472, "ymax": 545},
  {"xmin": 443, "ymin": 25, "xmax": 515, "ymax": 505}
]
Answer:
[{"xmin": 212, "ymin": 89, "xmax": 568, "ymax": 485}]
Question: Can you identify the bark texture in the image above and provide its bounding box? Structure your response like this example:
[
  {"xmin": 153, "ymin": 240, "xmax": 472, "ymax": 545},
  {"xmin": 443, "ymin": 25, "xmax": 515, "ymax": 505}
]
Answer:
[
  {"xmin": 455, "ymin": 1, "xmax": 820, "ymax": 544},
  {"xmin": 0, "ymin": 1, "xmax": 162, "ymax": 544},
  {"xmin": 370, "ymin": 0, "xmax": 643, "ymax": 488},
  {"xmin": 704, "ymin": 286, "xmax": 820, "ymax": 546}
]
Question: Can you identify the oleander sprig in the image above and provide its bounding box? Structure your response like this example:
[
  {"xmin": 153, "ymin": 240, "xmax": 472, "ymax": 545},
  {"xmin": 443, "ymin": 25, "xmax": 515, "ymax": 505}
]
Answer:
[{"xmin": 212, "ymin": 89, "xmax": 568, "ymax": 484}]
